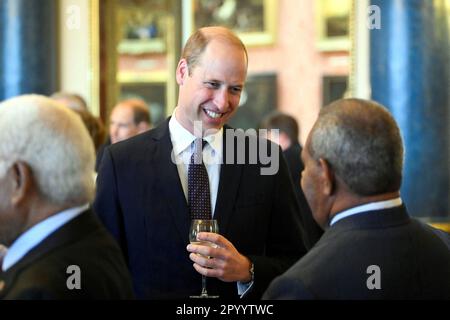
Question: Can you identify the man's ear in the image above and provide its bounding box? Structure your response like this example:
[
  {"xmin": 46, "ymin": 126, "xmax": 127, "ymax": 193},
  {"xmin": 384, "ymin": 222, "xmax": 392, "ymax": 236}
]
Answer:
[
  {"xmin": 318, "ymin": 158, "xmax": 335, "ymax": 196},
  {"xmin": 10, "ymin": 162, "xmax": 32, "ymax": 206},
  {"xmin": 137, "ymin": 121, "xmax": 151, "ymax": 133},
  {"xmin": 176, "ymin": 59, "xmax": 189, "ymax": 86}
]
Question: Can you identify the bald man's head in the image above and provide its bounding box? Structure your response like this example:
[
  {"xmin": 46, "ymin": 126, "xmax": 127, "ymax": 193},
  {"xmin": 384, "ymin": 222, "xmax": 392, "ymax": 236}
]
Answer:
[{"xmin": 109, "ymin": 99, "xmax": 151, "ymax": 144}]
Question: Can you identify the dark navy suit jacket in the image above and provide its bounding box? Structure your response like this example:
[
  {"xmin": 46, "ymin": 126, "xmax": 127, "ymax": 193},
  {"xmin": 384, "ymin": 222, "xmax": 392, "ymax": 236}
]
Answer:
[
  {"xmin": 93, "ymin": 119, "xmax": 307, "ymax": 299},
  {"xmin": 263, "ymin": 205, "xmax": 450, "ymax": 299},
  {"xmin": 0, "ymin": 210, "xmax": 134, "ymax": 299}
]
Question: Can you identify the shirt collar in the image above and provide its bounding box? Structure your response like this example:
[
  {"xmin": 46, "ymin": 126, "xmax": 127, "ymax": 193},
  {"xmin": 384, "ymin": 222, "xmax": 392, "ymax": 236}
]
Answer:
[
  {"xmin": 169, "ymin": 108, "xmax": 223, "ymax": 157},
  {"xmin": 329, "ymin": 197, "xmax": 403, "ymax": 227},
  {"xmin": 2, "ymin": 203, "xmax": 89, "ymax": 272}
]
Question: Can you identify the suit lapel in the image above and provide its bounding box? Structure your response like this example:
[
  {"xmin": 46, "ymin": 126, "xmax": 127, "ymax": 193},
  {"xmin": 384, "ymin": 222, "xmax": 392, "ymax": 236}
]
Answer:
[
  {"xmin": 214, "ymin": 127, "xmax": 243, "ymax": 236},
  {"xmin": 151, "ymin": 122, "xmax": 243, "ymax": 241},
  {"xmin": 152, "ymin": 119, "xmax": 190, "ymax": 243}
]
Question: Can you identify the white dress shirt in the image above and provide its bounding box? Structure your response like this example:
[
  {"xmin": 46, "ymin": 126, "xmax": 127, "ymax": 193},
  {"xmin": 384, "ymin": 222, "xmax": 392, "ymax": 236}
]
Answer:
[
  {"xmin": 168, "ymin": 110, "xmax": 252, "ymax": 296},
  {"xmin": 1, "ymin": 203, "xmax": 89, "ymax": 272},
  {"xmin": 329, "ymin": 197, "xmax": 403, "ymax": 227}
]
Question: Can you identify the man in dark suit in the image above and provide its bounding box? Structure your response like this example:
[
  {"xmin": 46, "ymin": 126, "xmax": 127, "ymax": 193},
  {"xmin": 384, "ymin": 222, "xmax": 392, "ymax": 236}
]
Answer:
[
  {"xmin": 259, "ymin": 112, "xmax": 323, "ymax": 249},
  {"xmin": 263, "ymin": 98, "xmax": 450, "ymax": 299},
  {"xmin": 0, "ymin": 95, "xmax": 134, "ymax": 299},
  {"xmin": 94, "ymin": 26, "xmax": 307, "ymax": 299}
]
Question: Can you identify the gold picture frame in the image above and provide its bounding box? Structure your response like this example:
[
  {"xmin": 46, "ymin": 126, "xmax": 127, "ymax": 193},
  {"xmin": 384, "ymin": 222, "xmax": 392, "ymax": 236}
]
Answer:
[
  {"xmin": 315, "ymin": 0, "xmax": 351, "ymax": 51},
  {"xmin": 191, "ymin": 0, "xmax": 277, "ymax": 47},
  {"xmin": 117, "ymin": 0, "xmax": 170, "ymax": 54}
]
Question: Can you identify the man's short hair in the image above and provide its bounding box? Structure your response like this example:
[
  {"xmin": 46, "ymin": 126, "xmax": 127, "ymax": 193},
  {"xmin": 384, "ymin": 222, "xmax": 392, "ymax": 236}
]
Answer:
[
  {"xmin": 259, "ymin": 112, "xmax": 300, "ymax": 143},
  {"xmin": 116, "ymin": 98, "xmax": 151, "ymax": 125},
  {"xmin": 0, "ymin": 94, "xmax": 95, "ymax": 206},
  {"xmin": 181, "ymin": 26, "xmax": 248, "ymax": 75},
  {"xmin": 309, "ymin": 98, "xmax": 404, "ymax": 196}
]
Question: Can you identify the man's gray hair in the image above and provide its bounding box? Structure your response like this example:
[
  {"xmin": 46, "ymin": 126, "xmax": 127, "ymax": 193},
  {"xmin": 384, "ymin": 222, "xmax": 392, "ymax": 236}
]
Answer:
[
  {"xmin": 309, "ymin": 98, "xmax": 404, "ymax": 196},
  {"xmin": 0, "ymin": 94, "xmax": 95, "ymax": 206}
]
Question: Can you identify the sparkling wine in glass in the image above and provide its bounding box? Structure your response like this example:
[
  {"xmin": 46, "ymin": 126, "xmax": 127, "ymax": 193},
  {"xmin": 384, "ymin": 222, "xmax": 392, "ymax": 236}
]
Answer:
[{"xmin": 189, "ymin": 219, "xmax": 219, "ymax": 298}]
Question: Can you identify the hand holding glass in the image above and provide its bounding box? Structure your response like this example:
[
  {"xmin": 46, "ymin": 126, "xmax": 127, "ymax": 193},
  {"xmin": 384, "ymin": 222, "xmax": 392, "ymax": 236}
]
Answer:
[{"xmin": 189, "ymin": 219, "xmax": 219, "ymax": 298}]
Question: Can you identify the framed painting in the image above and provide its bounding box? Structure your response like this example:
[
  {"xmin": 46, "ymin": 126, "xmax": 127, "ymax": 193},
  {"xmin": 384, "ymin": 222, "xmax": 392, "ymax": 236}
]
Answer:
[
  {"xmin": 117, "ymin": 0, "xmax": 171, "ymax": 54},
  {"xmin": 315, "ymin": 0, "xmax": 352, "ymax": 51},
  {"xmin": 191, "ymin": 0, "xmax": 277, "ymax": 46}
]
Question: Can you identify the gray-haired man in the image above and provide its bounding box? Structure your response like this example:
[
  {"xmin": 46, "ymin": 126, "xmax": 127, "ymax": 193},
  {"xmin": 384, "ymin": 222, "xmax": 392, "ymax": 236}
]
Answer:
[
  {"xmin": 264, "ymin": 98, "xmax": 450, "ymax": 299},
  {"xmin": 0, "ymin": 95, "xmax": 134, "ymax": 299}
]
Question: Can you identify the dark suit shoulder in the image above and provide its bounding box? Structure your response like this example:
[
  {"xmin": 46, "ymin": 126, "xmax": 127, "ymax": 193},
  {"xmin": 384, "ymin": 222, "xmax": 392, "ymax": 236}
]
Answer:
[
  {"xmin": 108, "ymin": 127, "xmax": 159, "ymax": 154},
  {"xmin": 2, "ymin": 211, "xmax": 134, "ymax": 299},
  {"xmin": 263, "ymin": 275, "xmax": 314, "ymax": 300},
  {"xmin": 268, "ymin": 209, "xmax": 450, "ymax": 299},
  {"xmin": 110, "ymin": 117, "xmax": 168, "ymax": 150},
  {"xmin": 103, "ymin": 120, "xmax": 170, "ymax": 170}
]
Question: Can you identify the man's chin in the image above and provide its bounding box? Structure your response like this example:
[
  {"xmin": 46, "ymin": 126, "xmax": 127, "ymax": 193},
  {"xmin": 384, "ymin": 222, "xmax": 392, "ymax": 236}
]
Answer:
[
  {"xmin": 202, "ymin": 122, "xmax": 224, "ymax": 134},
  {"xmin": 203, "ymin": 114, "xmax": 228, "ymax": 128}
]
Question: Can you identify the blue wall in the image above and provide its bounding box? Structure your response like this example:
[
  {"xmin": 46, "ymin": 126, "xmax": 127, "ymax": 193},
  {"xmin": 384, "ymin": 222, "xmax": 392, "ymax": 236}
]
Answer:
[
  {"xmin": 370, "ymin": 0, "xmax": 449, "ymax": 219},
  {"xmin": 0, "ymin": 0, "xmax": 57, "ymax": 100}
]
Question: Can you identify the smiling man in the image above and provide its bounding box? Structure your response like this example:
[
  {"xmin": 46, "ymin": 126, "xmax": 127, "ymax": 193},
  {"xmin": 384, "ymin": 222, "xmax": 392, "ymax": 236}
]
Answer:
[
  {"xmin": 174, "ymin": 29, "xmax": 247, "ymax": 134},
  {"xmin": 94, "ymin": 26, "xmax": 307, "ymax": 299}
]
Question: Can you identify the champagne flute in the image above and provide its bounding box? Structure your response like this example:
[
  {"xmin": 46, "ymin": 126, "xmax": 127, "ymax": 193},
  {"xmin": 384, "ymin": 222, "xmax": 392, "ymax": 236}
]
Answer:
[{"xmin": 189, "ymin": 219, "xmax": 219, "ymax": 298}]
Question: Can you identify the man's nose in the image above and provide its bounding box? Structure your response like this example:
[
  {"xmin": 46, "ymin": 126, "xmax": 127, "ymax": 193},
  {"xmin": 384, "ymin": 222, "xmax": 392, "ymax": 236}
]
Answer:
[{"xmin": 213, "ymin": 89, "xmax": 229, "ymax": 111}]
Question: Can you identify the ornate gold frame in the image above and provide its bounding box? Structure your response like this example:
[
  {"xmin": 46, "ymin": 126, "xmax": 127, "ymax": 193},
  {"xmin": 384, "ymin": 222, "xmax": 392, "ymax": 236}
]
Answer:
[
  {"xmin": 315, "ymin": 0, "xmax": 351, "ymax": 51},
  {"xmin": 190, "ymin": 0, "xmax": 277, "ymax": 47}
]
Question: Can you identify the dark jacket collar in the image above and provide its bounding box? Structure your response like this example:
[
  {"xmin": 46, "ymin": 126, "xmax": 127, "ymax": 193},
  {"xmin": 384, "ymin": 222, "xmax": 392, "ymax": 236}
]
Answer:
[
  {"xmin": 329, "ymin": 204, "xmax": 410, "ymax": 232},
  {"xmin": 0, "ymin": 209, "xmax": 99, "ymax": 297}
]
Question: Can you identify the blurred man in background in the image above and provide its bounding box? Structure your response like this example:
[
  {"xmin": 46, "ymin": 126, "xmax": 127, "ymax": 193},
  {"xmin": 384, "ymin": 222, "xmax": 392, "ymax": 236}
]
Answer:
[
  {"xmin": 109, "ymin": 98, "xmax": 151, "ymax": 144},
  {"xmin": 96, "ymin": 98, "xmax": 152, "ymax": 171}
]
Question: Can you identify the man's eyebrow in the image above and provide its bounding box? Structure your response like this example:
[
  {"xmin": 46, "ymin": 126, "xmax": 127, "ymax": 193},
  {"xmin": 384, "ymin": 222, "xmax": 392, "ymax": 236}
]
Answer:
[
  {"xmin": 203, "ymin": 78, "xmax": 244, "ymax": 86},
  {"xmin": 204, "ymin": 78, "xmax": 221, "ymax": 83}
]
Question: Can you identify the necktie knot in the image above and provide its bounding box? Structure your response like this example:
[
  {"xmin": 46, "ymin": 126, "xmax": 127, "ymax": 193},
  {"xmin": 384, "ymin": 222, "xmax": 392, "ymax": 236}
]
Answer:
[{"xmin": 191, "ymin": 139, "xmax": 207, "ymax": 165}]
